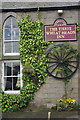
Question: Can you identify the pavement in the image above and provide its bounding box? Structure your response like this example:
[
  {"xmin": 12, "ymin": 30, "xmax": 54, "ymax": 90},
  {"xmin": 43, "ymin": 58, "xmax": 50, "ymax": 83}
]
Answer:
[{"xmin": 1, "ymin": 109, "xmax": 80, "ymax": 120}]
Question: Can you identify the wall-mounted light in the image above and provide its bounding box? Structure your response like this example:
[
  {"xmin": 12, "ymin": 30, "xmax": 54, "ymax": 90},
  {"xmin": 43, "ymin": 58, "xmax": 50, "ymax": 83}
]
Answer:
[{"xmin": 58, "ymin": 10, "xmax": 63, "ymax": 15}]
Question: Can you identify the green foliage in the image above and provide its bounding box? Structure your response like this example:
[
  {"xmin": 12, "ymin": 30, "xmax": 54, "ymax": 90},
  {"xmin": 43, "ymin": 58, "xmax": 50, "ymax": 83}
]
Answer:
[
  {"xmin": 18, "ymin": 14, "xmax": 49, "ymax": 103},
  {"xmin": 74, "ymin": 22, "xmax": 80, "ymax": 32},
  {"xmin": 18, "ymin": 14, "xmax": 49, "ymax": 86},
  {"xmin": 2, "ymin": 93, "xmax": 20, "ymax": 112},
  {"xmin": 2, "ymin": 79, "xmax": 37, "ymax": 112},
  {"xmin": 2, "ymin": 12, "xmax": 49, "ymax": 112},
  {"xmin": 57, "ymin": 98, "xmax": 78, "ymax": 111},
  {"xmin": 37, "ymin": 8, "xmax": 42, "ymax": 20},
  {"xmin": 2, "ymin": 13, "xmax": 80, "ymax": 112}
]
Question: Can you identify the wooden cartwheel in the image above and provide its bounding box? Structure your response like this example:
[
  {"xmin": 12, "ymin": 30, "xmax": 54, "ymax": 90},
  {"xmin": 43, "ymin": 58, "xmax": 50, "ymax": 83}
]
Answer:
[{"xmin": 45, "ymin": 44, "xmax": 79, "ymax": 79}]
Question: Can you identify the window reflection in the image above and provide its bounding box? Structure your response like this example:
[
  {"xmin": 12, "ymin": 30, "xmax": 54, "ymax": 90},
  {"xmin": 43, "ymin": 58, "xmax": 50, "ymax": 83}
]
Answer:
[
  {"xmin": 5, "ymin": 29, "xmax": 11, "ymax": 40},
  {"xmin": 12, "ymin": 17, "xmax": 18, "ymax": 28},
  {"xmin": 4, "ymin": 17, "xmax": 11, "ymax": 28},
  {"xmin": 5, "ymin": 77, "xmax": 12, "ymax": 90},
  {"xmin": 4, "ymin": 63, "xmax": 11, "ymax": 76},
  {"xmin": 4, "ymin": 61, "xmax": 21, "ymax": 91},
  {"xmin": 13, "ymin": 42, "xmax": 19, "ymax": 53},
  {"xmin": 13, "ymin": 62, "xmax": 20, "ymax": 76},
  {"xmin": 4, "ymin": 16, "xmax": 20, "ymax": 54},
  {"xmin": 12, "ymin": 29, "xmax": 19, "ymax": 40},
  {"xmin": 5, "ymin": 42, "xmax": 12, "ymax": 53}
]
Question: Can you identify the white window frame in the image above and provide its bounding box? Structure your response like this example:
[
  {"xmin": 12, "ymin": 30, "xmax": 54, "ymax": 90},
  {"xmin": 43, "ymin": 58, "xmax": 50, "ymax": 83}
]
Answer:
[
  {"xmin": 3, "ymin": 16, "xmax": 20, "ymax": 56},
  {"xmin": 2, "ymin": 60, "xmax": 23, "ymax": 94}
]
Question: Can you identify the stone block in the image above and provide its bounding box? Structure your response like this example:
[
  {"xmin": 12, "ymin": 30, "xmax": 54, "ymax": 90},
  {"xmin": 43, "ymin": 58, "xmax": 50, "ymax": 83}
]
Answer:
[{"xmin": 47, "ymin": 103, "xmax": 55, "ymax": 108}]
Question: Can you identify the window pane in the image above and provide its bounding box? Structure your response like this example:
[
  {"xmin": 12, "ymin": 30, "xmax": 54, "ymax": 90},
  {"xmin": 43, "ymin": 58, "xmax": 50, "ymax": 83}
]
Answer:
[
  {"xmin": 5, "ymin": 77, "xmax": 12, "ymax": 90},
  {"xmin": 13, "ymin": 62, "xmax": 20, "ymax": 76},
  {"xmin": 5, "ymin": 42, "xmax": 12, "ymax": 53},
  {"xmin": 13, "ymin": 41, "xmax": 19, "ymax": 53},
  {"xmin": 4, "ymin": 17, "xmax": 11, "ymax": 28},
  {"xmin": 13, "ymin": 77, "xmax": 20, "ymax": 90},
  {"xmin": 5, "ymin": 28, "xmax": 11, "ymax": 40},
  {"xmin": 12, "ymin": 17, "xmax": 18, "ymax": 28},
  {"xmin": 4, "ymin": 17, "xmax": 20, "ymax": 54},
  {"xmin": 12, "ymin": 29, "xmax": 19, "ymax": 40},
  {"xmin": 5, "ymin": 41, "xmax": 19, "ymax": 53},
  {"xmin": 4, "ymin": 63, "xmax": 11, "ymax": 76},
  {"xmin": 4, "ymin": 61, "xmax": 21, "ymax": 91}
]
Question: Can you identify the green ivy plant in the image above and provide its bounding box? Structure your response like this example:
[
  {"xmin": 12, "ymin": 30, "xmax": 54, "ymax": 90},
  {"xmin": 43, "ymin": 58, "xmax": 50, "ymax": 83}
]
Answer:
[
  {"xmin": 18, "ymin": 14, "xmax": 49, "ymax": 85},
  {"xmin": 2, "ymin": 12, "xmax": 80, "ymax": 112},
  {"xmin": 2, "ymin": 12, "xmax": 49, "ymax": 112},
  {"xmin": 74, "ymin": 22, "xmax": 80, "ymax": 32}
]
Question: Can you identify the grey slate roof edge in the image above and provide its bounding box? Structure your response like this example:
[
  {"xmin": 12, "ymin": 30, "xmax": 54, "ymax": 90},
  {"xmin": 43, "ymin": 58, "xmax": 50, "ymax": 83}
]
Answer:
[
  {"xmin": 1, "ymin": 5, "xmax": 80, "ymax": 13},
  {"xmin": 1, "ymin": 2, "xmax": 80, "ymax": 10}
]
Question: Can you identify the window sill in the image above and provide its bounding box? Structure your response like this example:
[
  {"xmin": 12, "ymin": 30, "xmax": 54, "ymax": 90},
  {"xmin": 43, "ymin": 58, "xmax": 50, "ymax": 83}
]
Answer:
[
  {"xmin": 4, "ymin": 91, "xmax": 20, "ymax": 94},
  {"xmin": 3, "ymin": 53, "xmax": 20, "ymax": 56}
]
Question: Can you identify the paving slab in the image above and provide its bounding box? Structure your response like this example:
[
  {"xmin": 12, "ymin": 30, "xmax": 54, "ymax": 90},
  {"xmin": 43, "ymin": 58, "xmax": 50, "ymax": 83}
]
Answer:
[{"xmin": 1, "ymin": 109, "xmax": 79, "ymax": 120}]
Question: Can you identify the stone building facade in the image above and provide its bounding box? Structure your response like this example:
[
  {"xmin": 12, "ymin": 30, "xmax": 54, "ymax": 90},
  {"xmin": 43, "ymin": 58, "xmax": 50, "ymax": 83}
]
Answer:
[{"xmin": 0, "ymin": 2, "xmax": 80, "ymax": 109}]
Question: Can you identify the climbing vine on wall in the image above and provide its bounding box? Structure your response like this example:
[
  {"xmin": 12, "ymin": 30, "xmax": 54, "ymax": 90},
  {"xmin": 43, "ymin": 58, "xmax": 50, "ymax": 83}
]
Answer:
[
  {"xmin": 75, "ymin": 22, "xmax": 80, "ymax": 32},
  {"xmin": 18, "ymin": 14, "xmax": 49, "ymax": 86},
  {"xmin": 2, "ymin": 12, "xmax": 80, "ymax": 112},
  {"xmin": 2, "ymin": 13, "xmax": 50, "ymax": 112}
]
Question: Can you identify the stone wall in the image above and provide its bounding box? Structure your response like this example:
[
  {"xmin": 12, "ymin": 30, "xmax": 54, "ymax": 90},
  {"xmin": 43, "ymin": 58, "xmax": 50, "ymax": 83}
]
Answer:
[
  {"xmin": 30, "ymin": 77, "xmax": 65, "ymax": 108},
  {"xmin": 0, "ymin": 12, "xmax": 2, "ymax": 84},
  {"xmin": 29, "ymin": 72, "xmax": 78, "ymax": 109},
  {"xmin": 1, "ymin": 7, "xmax": 79, "ymax": 109},
  {"xmin": 27, "ymin": 9, "xmax": 79, "ymax": 108}
]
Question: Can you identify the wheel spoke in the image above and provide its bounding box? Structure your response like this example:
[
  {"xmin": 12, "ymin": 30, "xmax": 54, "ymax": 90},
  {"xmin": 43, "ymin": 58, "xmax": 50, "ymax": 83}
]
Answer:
[
  {"xmin": 64, "ymin": 69, "xmax": 69, "ymax": 77},
  {"xmin": 49, "ymin": 53, "xmax": 58, "ymax": 60},
  {"xmin": 47, "ymin": 63, "xmax": 57, "ymax": 69},
  {"xmin": 55, "ymin": 72, "xmax": 58, "ymax": 77},
  {"xmin": 56, "ymin": 51, "xmax": 59, "ymax": 58},
  {"xmin": 47, "ymin": 61, "xmax": 57, "ymax": 63},
  {"xmin": 60, "ymin": 49, "xmax": 63, "ymax": 59},
  {"xmin": 66, "ymin": 56, "xmax": 74, "ymax": 60},
  {"xmin": 53, "ymin": 54, "xmax": 58, "ymax": 60},
  {"xmin": 51, "ymin": 64, "xmax": 59, "ymax": 73},
  {"xmin": 66, "ymin": 66, "xmax": 73, "ymax": 73},
  {"xmin": 69, "ymin": 60, "xmax": 77, "ymax": 62},
  {"xmin": 68, "ymin": 64, "xmax": 77, "ymax": 68},
  {"xmin": 63, "ymin": 51, "xmax": 71, "ymax": 59},
  {"xmin": 47, "ymin": 56, "xmax": 57, "ymax": 60},
  {"xmin": 58, "ymin": 48, "xmax": 65, "ymax": 59},
  {"xmin": 62, "ymin": 50, "xmax": 66, "ymax": 58}
]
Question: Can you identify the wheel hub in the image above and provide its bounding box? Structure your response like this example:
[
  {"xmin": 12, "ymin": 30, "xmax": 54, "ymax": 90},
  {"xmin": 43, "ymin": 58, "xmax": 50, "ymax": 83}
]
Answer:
[{"xmin": 59, "ymin": 59, "xmax": 64, "ymax": 65}]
